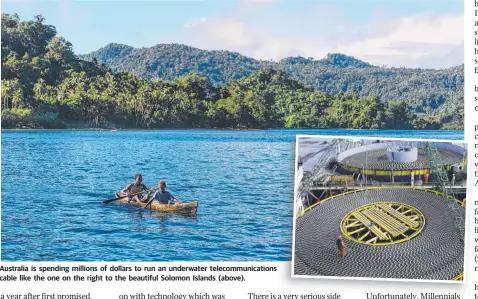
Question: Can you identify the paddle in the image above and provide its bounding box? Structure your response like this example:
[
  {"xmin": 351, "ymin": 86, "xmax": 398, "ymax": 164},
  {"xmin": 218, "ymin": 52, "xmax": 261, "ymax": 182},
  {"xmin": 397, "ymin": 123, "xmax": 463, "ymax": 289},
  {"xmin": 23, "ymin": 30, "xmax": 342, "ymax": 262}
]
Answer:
[
  {"xmin": 143, "ymin": 189, "xmax": 158, "ymax": 209},
  {"xmin": 103, "ymin": 191, "xmax": 145, "ymax": 204},
  {"xmin": 144, "ymin": 196, "xmax": 155, "ymax": 209}
]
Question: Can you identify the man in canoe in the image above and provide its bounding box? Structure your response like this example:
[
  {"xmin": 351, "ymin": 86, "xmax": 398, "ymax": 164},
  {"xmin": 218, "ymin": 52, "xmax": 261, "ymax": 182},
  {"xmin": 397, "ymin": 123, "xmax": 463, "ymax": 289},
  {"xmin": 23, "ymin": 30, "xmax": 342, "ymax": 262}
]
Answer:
[
  {"xmin": 150, "ymin": 181, "xmax": 181, "ymax": 205},
  {"xmin": 121, "ymin": 174, "xmax": 153, "ymax": 203}
]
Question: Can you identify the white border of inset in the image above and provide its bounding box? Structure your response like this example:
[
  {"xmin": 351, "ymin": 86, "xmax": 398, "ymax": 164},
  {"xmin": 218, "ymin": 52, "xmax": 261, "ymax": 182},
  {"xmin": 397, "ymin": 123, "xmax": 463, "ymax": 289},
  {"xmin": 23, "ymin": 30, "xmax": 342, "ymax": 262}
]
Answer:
[{"xmin": 291, "ymin": 134, "xmax": 469, "ymax": 284}]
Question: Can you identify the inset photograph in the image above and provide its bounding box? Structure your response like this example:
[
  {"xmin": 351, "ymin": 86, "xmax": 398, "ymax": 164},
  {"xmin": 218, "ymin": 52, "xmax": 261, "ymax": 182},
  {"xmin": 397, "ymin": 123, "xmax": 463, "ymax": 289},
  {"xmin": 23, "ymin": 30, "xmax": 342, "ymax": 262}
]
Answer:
[{"xmin": 293, "ymin": 136, "xmax": 467, "ymax": 281}]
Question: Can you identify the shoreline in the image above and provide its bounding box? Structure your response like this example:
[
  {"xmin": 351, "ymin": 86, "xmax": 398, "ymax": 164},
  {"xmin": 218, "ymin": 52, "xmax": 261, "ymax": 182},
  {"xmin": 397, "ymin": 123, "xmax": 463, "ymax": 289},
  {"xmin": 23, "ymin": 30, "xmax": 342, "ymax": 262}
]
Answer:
[
  {"xmin": 0, "ymin": 127, "xmax": 267, "ymax": 132},
  {"xmin": 1, "ymin": 127, "xmax": 464, "ymax": 132}
]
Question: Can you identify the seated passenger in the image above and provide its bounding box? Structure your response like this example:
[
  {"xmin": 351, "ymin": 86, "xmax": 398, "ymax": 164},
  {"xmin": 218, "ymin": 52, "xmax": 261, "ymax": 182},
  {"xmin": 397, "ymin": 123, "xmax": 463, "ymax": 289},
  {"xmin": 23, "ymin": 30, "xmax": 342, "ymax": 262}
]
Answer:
[{"xmin": 151, "ymin": 181, "xmax": 181, "ymax": 204}]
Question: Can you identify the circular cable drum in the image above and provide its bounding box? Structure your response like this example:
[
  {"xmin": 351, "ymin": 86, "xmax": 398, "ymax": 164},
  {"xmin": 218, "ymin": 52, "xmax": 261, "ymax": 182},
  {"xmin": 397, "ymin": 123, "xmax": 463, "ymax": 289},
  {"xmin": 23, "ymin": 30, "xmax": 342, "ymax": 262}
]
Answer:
[
  {"xmin": 294, "ymin": 188, "xmax": 465, "ymax": 280},
  {"xmin": 339, "ymin": 147, "xmax": 461, "ymax": 171}
]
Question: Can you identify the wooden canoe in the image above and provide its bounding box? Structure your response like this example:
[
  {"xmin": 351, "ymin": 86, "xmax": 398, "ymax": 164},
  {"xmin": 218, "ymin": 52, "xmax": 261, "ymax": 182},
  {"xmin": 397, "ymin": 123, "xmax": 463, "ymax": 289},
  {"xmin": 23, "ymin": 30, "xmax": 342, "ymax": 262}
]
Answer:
[{"xmin": 115, "ymin": 192, "xmax": 198, "ymax": 215}]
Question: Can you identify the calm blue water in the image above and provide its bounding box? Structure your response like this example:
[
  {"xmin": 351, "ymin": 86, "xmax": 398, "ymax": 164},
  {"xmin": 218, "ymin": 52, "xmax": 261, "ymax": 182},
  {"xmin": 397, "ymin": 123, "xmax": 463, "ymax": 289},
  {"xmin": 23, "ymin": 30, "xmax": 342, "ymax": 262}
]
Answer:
[{"xmin": 1, "ymin": 129, "xmax": 463, "ymax": 261}]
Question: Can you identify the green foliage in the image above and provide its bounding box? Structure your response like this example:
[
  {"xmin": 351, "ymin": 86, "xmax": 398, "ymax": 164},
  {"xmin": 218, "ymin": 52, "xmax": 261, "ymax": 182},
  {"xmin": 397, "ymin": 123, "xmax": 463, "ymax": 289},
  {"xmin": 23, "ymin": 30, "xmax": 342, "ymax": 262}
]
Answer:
[
  {"xmin": 80, "ymin": 43, "xmax": 261, "ymax": 86},
  {"xmin": 325, "ymin": 93, "xmax": 403, "ymax": 129},
  {"xmin": 1, "ymin": 14, "xmax": 56, "ymax": 61},
  {"xmin": 1, "ymin": 13, "xmax": 463, "ymax": 130},
  {"xmin": 441, "ymin": 123, "xmax": 464, "ymax": 130},
  {"xmin": 1, "ymin": 79, "xmax": 25, "ymax": 109},
  {"xmin": 435, "ymin": 85, "xmax": 464, "ymax": 128},
  {"xmin": 3, "ymin": 107, "xmax": 32, "ymax": 117},
  {"xmin": 385, "ymin": 100, "xmax": 413, "ymax": 129},
  {"xmin": 411, "ymin": 114, "xmax": 442, "ymax": 130},
  {"xmin": 80, "ymin": 43, "xmax": 463, "ymax": 118},
  {"xmin": 1, "ymin": 108, "xmax": 33, "ymax": 128},
  {"xmin": 32, "ymin": 112, "xmax": 63, "ymax": 128}
]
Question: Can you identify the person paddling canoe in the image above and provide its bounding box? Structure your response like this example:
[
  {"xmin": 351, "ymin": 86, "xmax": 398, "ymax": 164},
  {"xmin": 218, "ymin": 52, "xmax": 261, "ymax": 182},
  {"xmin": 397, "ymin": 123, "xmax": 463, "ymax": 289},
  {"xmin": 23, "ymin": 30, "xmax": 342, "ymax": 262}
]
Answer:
[
  {"xmin": 150, "ymin": 181, "xmax": 181, "ymax": 205},
  {"xmin": 121, "ymin": 174, "xmax": 153, "ymax": 203}
]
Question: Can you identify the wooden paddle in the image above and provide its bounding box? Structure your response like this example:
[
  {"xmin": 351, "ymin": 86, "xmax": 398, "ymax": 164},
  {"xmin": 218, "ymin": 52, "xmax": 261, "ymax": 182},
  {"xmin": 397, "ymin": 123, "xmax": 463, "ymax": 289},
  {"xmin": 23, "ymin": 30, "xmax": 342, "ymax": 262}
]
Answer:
[
  {"xmin": 143, "ymin": 196, "xmax": 155, "ymax": 209},
  {"xmin": 142, "ymin": 189, "xmax": 158, "ymax": 209},
  {"xmin": 103, "ymin": 191, "xmax": 145, "ymax": 204}
]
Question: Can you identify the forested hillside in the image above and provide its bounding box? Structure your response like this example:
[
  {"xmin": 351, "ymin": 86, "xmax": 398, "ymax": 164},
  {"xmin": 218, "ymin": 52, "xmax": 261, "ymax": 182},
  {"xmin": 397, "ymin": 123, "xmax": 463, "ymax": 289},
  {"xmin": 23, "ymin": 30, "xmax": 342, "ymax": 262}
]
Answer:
[
  {"xmin": 80, "ymin": 43, "xmax": 262, "ymax": 86},
  {"xmin": 1, "ymin": 14, "xmax": 462, "ymax": 130},
  {"xmin": 81, "ymin": 44, "xmax": 464, "ymax": 113}
]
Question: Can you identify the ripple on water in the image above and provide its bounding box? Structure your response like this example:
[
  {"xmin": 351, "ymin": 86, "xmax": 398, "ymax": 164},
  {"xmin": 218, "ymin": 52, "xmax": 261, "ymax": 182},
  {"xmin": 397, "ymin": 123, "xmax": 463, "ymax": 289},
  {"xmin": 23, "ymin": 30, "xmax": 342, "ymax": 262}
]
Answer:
[{"xmin": 1, "ymin": 129, "xmax": 463, "ymax": 261}]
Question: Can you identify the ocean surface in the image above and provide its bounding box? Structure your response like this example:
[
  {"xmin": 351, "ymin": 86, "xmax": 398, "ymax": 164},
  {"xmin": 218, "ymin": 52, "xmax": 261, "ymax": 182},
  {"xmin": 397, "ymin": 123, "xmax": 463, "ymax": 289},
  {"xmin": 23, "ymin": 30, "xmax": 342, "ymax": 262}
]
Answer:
[{"xmin": 1, "ymin": 129, "xmax": 464, "ymax": 261}]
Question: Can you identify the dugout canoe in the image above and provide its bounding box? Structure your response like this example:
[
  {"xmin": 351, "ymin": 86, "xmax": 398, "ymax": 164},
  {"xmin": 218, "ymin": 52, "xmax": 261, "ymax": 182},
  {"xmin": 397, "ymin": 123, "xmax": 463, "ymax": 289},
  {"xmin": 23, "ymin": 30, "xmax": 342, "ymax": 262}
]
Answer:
[{"xmin": 115, "ymin": 192, "xmax": 198, "ymax": 215}]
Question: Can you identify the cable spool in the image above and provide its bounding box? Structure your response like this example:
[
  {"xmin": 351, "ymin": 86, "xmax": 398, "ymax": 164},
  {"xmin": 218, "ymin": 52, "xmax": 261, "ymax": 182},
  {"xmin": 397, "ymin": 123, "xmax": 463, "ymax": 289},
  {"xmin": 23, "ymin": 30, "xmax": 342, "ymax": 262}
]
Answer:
[
  {"xmin": 294, "ymin": 188, "xmax": 465, "ymax": 280},
  {"xmin": 336, "ymin": 145, "xmax": 462, "ymax": 182}
]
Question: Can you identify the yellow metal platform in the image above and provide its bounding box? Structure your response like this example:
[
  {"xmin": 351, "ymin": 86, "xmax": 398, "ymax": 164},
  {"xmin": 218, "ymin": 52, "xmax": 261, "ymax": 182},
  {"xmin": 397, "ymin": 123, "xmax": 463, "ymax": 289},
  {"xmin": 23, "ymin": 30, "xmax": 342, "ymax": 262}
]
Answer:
[{"xmin": 341, "ymin": 202, "xmax": 425, "ymax": 246}]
